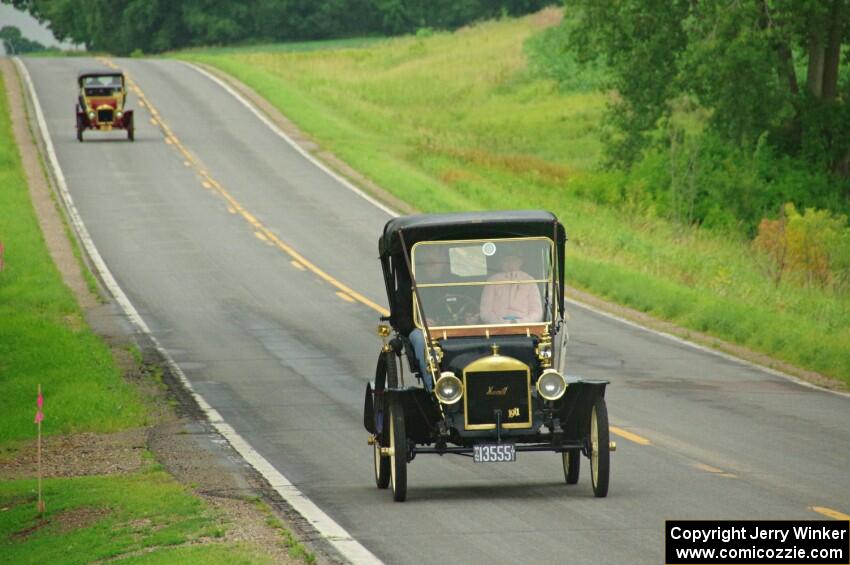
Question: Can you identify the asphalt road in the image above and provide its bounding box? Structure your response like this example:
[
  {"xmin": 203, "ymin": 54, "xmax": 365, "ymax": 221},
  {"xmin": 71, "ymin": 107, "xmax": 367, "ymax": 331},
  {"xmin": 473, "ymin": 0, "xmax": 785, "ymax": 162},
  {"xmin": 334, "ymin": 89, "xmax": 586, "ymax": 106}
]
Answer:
[{"xmin": 21, "ymin": 56, "xmax": 850, "ymax": 565}]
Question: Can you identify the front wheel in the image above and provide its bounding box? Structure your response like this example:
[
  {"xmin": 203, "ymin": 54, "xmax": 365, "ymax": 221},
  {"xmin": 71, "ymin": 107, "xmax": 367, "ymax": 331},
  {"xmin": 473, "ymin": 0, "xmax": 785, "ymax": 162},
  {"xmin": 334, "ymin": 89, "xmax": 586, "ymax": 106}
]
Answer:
[
  {"xmin": 562, "ymin": 449, "xmax": 580, "ymax": 484},
  {"xmin": 389, "ymin": 395, "xmax": 407, "ymax": 502},
  {"xmin": 76, "ymin": 114, "xmax": 84, "ymax": 142},
  {"xmin": 127, "ymin": 114, "xmax": 134, "ymax": 142},
  {"xmin": 589, "ymin": 396, "xmax": 610, "ymax": 498}
]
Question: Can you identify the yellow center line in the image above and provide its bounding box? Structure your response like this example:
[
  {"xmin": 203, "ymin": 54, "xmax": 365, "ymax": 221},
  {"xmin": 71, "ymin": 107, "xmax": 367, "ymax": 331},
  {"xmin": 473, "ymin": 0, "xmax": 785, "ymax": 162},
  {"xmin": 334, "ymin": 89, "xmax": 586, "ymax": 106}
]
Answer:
[
  {"xmin": 694, "ymin": 463, "xmax": 723, "ymax": 474},
  {"xmin": 610, "ymin": 426, "xmax": 651, "ymax": 445},
  {"xmin": 101, "ymin": 57, "xmax": 390, "ymax": 318},
  {"xmin": 811, "ymin": 506, "xmax": 850, "ymax": 521},
  {"xmin": 692, "ymin": 463, "xmax": 737, "ymax": 478},
  {"xmin": 336, "ymin": 291, "xmax": 356, "ymax": 303}
]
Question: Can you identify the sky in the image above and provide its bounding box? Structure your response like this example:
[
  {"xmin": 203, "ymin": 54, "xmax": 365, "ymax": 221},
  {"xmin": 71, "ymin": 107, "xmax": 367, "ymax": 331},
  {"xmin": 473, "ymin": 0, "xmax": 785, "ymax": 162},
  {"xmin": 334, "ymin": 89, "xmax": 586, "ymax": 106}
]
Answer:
[{"xmin": 0, "ymin": 4, "xmax": 77, "ymax": 52}]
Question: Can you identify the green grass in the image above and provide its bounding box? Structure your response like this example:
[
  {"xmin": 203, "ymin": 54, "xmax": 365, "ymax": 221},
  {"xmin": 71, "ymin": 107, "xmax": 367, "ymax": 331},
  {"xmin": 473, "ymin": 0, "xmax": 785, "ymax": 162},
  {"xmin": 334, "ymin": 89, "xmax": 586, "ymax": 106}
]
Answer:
[
  {"xmin": 117, "ymin": 544, "xmax": 276, "ymax": 564},
  {"xmin": 173, "ymin": 36, "xmax": 385, "ymax": 56},
  {"xmin": 252, "ymin": 499, "xmax": 316, "ymax": 564},
  {"xmin": 175, "ymin": 10, "xmax": 850, "ymax": 384},
  {"xmin": 0, "ymin": 468, "xmax": 274, "ymax": 564},
  {"xmin": 0, "ymin": 68, "xmax": 149, "ymax": 447}
]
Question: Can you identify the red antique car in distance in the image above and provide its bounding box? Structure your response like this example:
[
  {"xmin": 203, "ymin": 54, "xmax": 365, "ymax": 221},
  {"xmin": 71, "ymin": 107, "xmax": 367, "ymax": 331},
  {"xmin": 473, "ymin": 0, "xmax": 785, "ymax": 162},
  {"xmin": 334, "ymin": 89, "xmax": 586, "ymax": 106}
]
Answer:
[{"xmin": 76, "ymin": 70, "xmax": 134, "ymax": 142}]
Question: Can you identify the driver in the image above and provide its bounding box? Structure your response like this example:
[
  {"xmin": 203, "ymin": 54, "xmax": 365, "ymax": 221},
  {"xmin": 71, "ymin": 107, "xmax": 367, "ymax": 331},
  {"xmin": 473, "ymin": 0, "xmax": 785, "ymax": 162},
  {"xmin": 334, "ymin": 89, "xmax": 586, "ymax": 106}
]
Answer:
[
  {"xmin": 408, "ymin": 245, "xmax": 474, "ymax": 390},
  {"xmin": 479, "ymin": 252, "xmax": 543, "ymax": 324}
]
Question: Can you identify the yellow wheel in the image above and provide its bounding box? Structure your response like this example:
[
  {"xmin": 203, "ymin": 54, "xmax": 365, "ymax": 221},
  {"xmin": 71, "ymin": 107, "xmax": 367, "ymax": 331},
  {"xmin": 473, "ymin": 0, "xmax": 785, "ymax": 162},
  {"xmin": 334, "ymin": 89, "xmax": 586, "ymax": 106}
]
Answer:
[
  {"xmin": 589, "ymin": 396, "xmax": 610, "ymax": 498},
  {"xmin": 389, "ymin": 395, "xmax": 407, "ymax": 502}
]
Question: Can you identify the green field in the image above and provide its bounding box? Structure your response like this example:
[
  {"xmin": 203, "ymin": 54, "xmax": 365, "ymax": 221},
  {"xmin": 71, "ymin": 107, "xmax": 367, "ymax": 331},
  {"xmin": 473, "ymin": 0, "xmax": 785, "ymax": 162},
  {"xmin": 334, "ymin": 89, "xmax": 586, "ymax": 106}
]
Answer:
[
  {"xmin": 0, "ymin": 465, "xmax": 278, "ymax": 564},
  {"xmin": 176, "ymin": 12, "xmax": 850, "ymax": 384}
]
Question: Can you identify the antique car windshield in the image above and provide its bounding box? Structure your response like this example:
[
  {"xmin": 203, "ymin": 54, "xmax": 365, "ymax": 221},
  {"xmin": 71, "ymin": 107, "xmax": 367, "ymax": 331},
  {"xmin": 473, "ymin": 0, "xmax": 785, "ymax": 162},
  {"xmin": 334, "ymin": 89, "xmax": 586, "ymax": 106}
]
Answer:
[
  {"xmin": 83, "ymin": 76, "xmax": 122, "ymax": 87},
  {"xmin": 83, "ymin": 76, "xmax": 123, "ymax": 97},
  {"xmin": 412, "ymin": 237, "xmax": 554, "ymax": 329}
]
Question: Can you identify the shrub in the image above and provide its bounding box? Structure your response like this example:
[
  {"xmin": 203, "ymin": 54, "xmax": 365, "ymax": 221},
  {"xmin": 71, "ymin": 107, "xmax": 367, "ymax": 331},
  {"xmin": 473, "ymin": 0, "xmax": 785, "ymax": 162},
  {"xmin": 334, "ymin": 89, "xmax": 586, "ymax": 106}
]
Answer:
[
  {"xmin": 523, "ymin": 24, "xmax": 608, "ymax": 92},
  {"xmin": 753, "ymin": 203, "xmax": 850, "ymax": 291},
  {"xmin": 630, "ymin": 127, "xmax": 848, "ymax": 237}
]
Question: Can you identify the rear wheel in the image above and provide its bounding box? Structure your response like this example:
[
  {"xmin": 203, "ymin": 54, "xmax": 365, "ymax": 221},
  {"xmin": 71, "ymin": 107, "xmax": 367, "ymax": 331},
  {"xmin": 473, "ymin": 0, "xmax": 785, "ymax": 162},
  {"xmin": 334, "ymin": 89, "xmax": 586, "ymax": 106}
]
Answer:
[
  {"xmin": 589, "ymin": 396, "xmax": 610, "ymax": 498},
  {"xmin": 562, "ymin": 449, "xmax": 580, "ymax": 484},
  {"xmin": 389, "ymin": 394, "xmax": 407, "ymax": 502},
  {"xmin": 373, "ymin": 441, "xmax": 390, "ymax": 489},
  {"xmin": 372, "ymin": 352, "xmax": 396, "ymax": 489}
]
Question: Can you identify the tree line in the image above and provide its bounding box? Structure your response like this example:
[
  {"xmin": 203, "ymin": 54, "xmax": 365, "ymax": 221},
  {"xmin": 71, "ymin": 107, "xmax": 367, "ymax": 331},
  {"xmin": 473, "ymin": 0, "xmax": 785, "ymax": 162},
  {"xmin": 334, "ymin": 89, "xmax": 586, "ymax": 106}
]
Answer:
[
  {"xmin": 563, "ymin": 0, "xmax": 849, "ymax": 185},
  {"xmin": 0, "ymin": 25, "xmax": 46, "ymax": 54},
  {"xmin": 2, "ymin": 0, "xmax": 553, "ymax": 54}
]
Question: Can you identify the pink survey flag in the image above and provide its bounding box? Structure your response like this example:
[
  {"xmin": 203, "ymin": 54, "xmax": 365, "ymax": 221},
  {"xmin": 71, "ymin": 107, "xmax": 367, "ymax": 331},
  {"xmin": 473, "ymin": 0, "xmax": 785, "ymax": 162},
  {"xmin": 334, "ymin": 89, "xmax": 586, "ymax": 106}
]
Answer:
[{"xmin": 34, "ymin": 391, "xmax": 44, "ymax": 424}]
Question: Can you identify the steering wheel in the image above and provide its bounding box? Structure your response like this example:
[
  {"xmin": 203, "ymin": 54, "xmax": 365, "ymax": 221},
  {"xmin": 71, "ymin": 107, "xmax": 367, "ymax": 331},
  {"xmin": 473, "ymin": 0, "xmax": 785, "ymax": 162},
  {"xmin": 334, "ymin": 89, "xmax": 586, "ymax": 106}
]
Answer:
[{"xmin": 436, "ymin": 293, "xmax": 478, "ymax": 325}]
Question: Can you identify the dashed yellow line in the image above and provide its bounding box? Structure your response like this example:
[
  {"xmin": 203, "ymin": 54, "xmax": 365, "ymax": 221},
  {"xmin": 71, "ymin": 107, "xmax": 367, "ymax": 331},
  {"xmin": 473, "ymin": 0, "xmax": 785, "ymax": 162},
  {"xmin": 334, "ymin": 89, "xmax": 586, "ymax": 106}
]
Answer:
[
  {"xmin": 811, "ymin": 506, "xmax": 850, "ymax": 520},
  {"xmin": 99, "ymin": 57, "xmax": 390, "ymax": 318},
  {"xmin": 693, "ymin": 463, "xmax": 737, "ymax": 478},
  {"xmin": 254, "ymin": 232, "xmax": 268, "ymax": 243},
  {"xmin": 694, "ymin": 463, "xmax": 723, "ymax": 474},
  {"xmin": 610, "ymin": 426, "xmax": 651, "ymax": 445}
]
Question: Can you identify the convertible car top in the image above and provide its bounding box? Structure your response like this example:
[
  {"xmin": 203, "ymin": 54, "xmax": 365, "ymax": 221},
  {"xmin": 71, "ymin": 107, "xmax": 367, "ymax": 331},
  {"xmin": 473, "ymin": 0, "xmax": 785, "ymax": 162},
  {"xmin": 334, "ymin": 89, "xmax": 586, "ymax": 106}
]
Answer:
[
  {"xmin": 77, "ymin": 69, "xmax": 123, "ymax": 82},
  {"xmin": 379, "ymin": 210, "xmax": 567, "ymax": 335}
]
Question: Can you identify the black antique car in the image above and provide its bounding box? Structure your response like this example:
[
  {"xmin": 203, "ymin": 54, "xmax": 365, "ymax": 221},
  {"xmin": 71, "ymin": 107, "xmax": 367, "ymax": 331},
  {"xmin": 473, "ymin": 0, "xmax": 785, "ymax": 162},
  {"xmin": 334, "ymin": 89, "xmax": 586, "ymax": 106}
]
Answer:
[
  {"xmin": 76, "ymin": 70, "xmax": 134, "ymax": 142},
  {"xmin": 364, "ymin": 210, "xmax": 613, "ymax": 501}
]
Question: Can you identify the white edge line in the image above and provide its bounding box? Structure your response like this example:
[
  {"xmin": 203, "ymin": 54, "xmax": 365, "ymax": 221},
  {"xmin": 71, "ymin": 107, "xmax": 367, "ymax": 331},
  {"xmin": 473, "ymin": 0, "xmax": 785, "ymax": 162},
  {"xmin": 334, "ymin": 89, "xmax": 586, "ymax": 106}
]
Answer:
[
  {"xmin": 183, "ymin": 61, "xmax": 399, "ymax": 219},
  {"xmin": 183, "ymin": 59, "xmax": 850, "ymax": 400},
  {"xmin": 14, "ymin": 57, "xmax": 383, "ymax": 565},
  {"xmin": 565, "ymin": 297, "xmax": 850, "ymax": 399}
]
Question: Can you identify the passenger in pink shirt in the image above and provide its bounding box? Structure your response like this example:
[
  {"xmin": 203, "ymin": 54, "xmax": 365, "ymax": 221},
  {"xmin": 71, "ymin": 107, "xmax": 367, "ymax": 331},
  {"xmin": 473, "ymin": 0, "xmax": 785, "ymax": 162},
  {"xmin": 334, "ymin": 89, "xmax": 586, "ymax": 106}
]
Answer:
[{"xmin": 479, "ymin": 254, "xmax": 543, "ymax": 324}]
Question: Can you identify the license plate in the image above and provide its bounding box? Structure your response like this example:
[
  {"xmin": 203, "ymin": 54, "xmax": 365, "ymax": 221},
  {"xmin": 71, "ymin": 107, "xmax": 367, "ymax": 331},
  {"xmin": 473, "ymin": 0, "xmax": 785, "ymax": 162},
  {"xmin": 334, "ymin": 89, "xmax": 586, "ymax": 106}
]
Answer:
[{"xmin": 473, "ymin": 443, "xmax": 516, "ymax": 463}]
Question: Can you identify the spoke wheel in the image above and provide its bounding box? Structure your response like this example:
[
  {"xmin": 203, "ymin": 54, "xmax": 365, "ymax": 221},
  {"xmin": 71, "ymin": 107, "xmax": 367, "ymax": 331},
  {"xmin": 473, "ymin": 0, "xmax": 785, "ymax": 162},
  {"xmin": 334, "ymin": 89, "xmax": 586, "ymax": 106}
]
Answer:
[
  {"xmin": 589, "ymin": 396, "xmax": 610, "ymax": 498},
  {"xmin": 374, "ymin": 441, "xmax": 390, "ymax": 489},
  {"xmin": 389, "ymin": 395, "xmax": 407, "ymax": 502},
  {"xmin": 372, "ymin": 352, "xmax": 396, "ymax": 489},
  {"xmin": 562, "ymin": 449, "xmax": 580, "ymax": 484}
]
